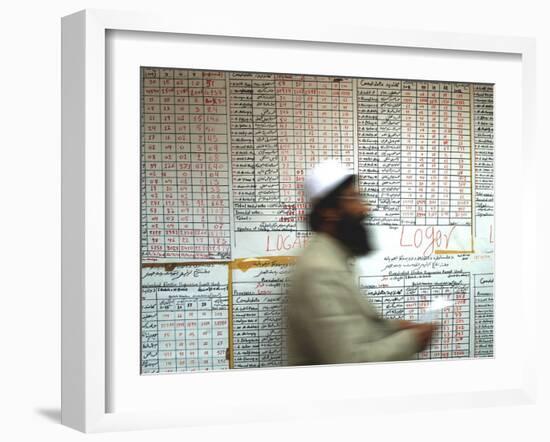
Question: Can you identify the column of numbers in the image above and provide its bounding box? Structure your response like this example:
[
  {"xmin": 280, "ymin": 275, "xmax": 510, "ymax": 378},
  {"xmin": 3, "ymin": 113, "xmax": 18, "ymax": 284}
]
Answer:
[
  {"xmin": 189, "ymin": 71, "xmax": 209, "ymax": 258},
  {"xmin": 142, "ymin": 69, "xmax": 165, "ymax": 257},
  {"xmin": 173, "ymin": 70, "xmax": 194, "ymax": 258},
  {"xmin": 293, "ymin": 76, "xmax": 307, "ymax": 226},
  {"xmin": 451, "ymin": 84, "xmax": 472, "ymax": 225},
  {"xmin": 401, "ymin": 81, "xmax": 417, "ymax": 224},
  {"xmin": 159, "ymin": 69, "xmax": 179, "ymax": 258},
  {"xmin": 425, "ymin": 83, "xmax": 440, "ymax": 224},
  {"xmin": 416, "ymin": 83, "xmax": 429, "ymax": 224},
  {"xmin": 332, "ymin": 78, "xmax": 354, "ymax": 170},
  {"xmin": 276, "ymin": 74, "xmax": 296, "ymax": 229},
  {"xmin": 157, "ymin": 290, "xmax": 177, "ymax": 373},
  {"xmin": 203, "ymin": 71, "xmax": 231, "ymax": 258},
  {"xmin": 438, "ymin": 84, "xmax": 452, "ymax": 224}
]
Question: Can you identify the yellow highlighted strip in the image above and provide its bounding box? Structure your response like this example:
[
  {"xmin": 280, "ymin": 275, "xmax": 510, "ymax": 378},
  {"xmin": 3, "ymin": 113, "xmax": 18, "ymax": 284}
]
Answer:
[
  {"xmin": 230, "ymin": 256, "xmax": 297, "ymax": 272},
  {"xmin": 434, "ymin": 249, "xmax": 474, "ymax": 255}
]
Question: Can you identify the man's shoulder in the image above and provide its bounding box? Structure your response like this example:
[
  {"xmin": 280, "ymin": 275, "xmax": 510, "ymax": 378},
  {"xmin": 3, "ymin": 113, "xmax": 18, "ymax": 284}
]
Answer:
[{"xmin": 298, "ymin": 233, "xmax": 350, "ymax": 272}]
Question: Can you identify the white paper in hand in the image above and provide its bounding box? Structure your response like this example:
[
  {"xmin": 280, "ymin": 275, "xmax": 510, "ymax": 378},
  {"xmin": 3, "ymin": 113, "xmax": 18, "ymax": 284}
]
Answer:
[{"xmin": 418, "ymin": 296, "xmax": 454, "ymax": 323}]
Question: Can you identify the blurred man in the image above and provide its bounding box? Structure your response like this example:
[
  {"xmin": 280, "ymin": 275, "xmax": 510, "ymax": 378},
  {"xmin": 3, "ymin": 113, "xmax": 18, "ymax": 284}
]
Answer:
[{"xmin": 287, "ymin": 160, "xmax": 435, "ymax": 365}]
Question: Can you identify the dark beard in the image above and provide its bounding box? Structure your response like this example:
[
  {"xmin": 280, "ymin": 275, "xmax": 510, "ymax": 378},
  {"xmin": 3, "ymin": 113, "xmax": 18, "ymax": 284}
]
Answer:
[{"xmin": 334, "ymin": 213, "xmax": 374, "ymax": 256}]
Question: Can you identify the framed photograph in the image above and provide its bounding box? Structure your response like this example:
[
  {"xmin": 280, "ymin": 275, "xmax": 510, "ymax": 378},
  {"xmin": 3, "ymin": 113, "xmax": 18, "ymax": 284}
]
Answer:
[{"xmin": 61, "ymin": 9, "xmax": 537, "ymax": 433}]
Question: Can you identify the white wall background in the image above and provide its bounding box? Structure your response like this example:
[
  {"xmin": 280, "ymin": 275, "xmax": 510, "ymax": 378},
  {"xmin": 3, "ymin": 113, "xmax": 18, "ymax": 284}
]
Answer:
[{"xmin": 0, "ymin": 0, "xmax": 547, "ymax": 440}]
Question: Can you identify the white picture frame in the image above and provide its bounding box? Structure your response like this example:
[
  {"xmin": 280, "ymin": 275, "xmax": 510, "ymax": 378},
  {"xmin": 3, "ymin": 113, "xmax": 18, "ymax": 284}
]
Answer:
[{"xmin": 61, "ymin": 9, "xmax": 538, "ymax": 433}]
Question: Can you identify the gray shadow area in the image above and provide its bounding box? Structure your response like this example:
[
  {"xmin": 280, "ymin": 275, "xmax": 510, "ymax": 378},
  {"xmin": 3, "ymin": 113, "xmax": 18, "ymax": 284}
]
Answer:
[{"xmin": 35, "ymin": 407, "xmax": 61, "ymax": 423}]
